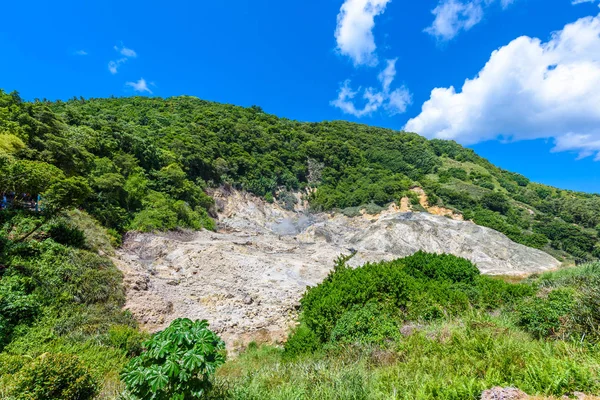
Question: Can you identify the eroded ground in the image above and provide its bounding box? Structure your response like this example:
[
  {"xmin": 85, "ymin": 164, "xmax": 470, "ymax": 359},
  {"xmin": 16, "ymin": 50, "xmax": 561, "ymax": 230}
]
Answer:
[{"xmin": 115, "ymin": 189, "xmax": 560, "ymax": 351}]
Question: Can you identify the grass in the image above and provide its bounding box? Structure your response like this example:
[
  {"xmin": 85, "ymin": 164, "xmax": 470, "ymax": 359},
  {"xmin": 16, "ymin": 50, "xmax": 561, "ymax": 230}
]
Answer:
[
  {"xmin": 208, "ymin": 262, "xmax": 600, "ymax": 400},
  {"xmin": 1, "ymin": 209, "xmax": 598, "ymax": 400},
  {"xmin": 211, "ymin": 313, "xmax": 600, "ymax": 399}
]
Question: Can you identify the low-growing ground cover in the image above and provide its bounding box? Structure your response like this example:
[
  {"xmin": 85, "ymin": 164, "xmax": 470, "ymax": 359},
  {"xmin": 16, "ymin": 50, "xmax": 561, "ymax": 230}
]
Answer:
[{"xmin": 209, "ymin": 257, "xmax": 600, "ymax": 400}]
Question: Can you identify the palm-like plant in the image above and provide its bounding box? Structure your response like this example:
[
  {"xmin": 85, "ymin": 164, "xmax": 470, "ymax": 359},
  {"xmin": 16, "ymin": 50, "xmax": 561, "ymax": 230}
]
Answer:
[{"xmin": 121, "ymin": 319, "xmax": 226, "ymax": 399}]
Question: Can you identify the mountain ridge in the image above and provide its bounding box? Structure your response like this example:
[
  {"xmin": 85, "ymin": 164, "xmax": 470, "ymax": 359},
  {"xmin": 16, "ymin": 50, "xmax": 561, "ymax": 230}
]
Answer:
[{"xmin": 1, "ymin": 89, "xmax": 598, "ymax": 261}]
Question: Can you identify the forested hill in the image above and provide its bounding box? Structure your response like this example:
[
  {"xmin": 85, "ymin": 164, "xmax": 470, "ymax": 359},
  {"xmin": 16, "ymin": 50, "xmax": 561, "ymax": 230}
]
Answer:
[{"xmin": 1, "ymin": 89, "xmax": 599, "ymax": 261}]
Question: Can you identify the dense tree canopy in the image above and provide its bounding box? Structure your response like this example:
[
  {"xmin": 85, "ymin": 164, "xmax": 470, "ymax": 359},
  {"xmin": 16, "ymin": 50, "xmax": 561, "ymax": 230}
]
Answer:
[{"xmin": 0, "ymin": 88, "xmax": 598, "ymax": 260}]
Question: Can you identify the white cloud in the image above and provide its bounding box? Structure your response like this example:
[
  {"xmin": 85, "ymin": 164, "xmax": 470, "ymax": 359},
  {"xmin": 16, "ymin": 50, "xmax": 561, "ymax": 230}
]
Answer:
[
  {"xmin": 331, "ymin": 81, "xmax": 385, "ymax": 117},
  {"xmin": 335, "ymin": 0, "xmax": 391, "ymax": 66},
  {"xmin": 406, "ymin": 14, "xmax": 600, "ymax": 160},
  {"xmin": 425, "ymin": 0, "xmax": 483, "ymax": 41},
  {"xmin": 126, "ymin": 78, "xmax": 153, "ymax": 94},
  {"xmin": 571, "ymin": 0, "xmax": 595, "ymax": 4},
  {"xmin": 114, "ymin": 44, "xmax": 137, "ymax": 58},
  {"xmin": 425, "ymin": 0, "xmax": 514, "ymax": 41},
  {"xmin": 74, "ymin": 50, "xmax": 88, "ymax": 56},
  {"xmin": 331, "ymin": 59, "xmax": 412, "ymax": 117},
  {"xmin": 108, "ymin": 58, "xmax": 127, "ymax": 74},
  {"xmin": 108, "ymin": 43, "xmax": 137, "ymax": 74},
  {"xmin": 378, "ymin": 58, "xmax": 397, "ymax": 91},
  {"xmin": 386, "ymin": 87, "xmax": 412, "ymax": 114}
]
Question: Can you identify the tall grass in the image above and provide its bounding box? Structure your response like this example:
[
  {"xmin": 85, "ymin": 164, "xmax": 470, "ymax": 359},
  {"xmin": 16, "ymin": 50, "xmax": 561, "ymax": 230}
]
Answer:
[{"xmin": 212, "ymin": 313, "xmax": 600, "ymax": 400}]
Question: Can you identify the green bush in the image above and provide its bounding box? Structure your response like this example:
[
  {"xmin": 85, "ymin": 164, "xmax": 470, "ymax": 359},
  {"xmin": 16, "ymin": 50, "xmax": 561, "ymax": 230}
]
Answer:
[
  {"xmin": 298, "ymin": 255, "xmax": 414, "ymax": 343},
  {"xmin": 264, "ymin": 192, "xmax": 274, "ymax": 203},
  {"xmin": 121, "ymin": 318, "xmax": 226, "ymax": 399},
  {"xmin": 284, "ymin": 323, "xmax": 321, "ymax": 357},
  {"xmin": 107, "ymin": 325, "xmax": 148, "ymax": 357},
  {"xmin": 529, "ymin": 263, "xmax": 600, "ymax": 342},
  {"xmin": 471, "ymin": 276, "xmax": 535, "ymax": 309},
  {"xmin": 520, "ymin": 233, "xmax": 549, "ymax": 249},
  {"xmin": 516, "ymin": 288, "xmax": 575, "ymax": 339},
  {"xmin": 292, "ymin": 253, "xmax": 530, "ymax": 352},
  {"xmin": 47, "ymin": 220, "xmax": 86, "ymax": 248},
  {"xmin": 0, "ymin": 275, "xmax": 40, "ymax": 351},
  {"xmin": 402, "ymin": 251, "xmax": 480, "ymax": 283},
  {"xmin": 0, "ymin": 353, "xmax": 28, "ymax": 377},
  {"xmin": 10, "ymin": 353, "xmax": 98, "ymax": 400},
  {"xmin": 407, "ymin": 191, "xmax": 421, "ymax": 206},
  {"xmin": 330, "ymin": 302, "xmax": 401, "ymax": 345},
  {"xmin": 480, "ymin": 192, "xmax": 511, "ymax": 214}
]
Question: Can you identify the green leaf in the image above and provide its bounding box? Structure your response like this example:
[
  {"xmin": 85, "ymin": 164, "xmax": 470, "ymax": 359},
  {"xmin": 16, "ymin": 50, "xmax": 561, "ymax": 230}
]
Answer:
[{"xmin": 147, "ymin": 366, "xmax": 169, "ymax": 392}]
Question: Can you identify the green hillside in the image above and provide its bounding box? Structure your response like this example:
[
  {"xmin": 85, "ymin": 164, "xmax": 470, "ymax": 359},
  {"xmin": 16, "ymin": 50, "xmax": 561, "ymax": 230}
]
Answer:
[
  {"xmin": 1, "ymin": 90, "xmax": 598, "ymax": 260},
  {"xmin": 1, "ymin": 89, "xmax": 600, "ymax": 398}
]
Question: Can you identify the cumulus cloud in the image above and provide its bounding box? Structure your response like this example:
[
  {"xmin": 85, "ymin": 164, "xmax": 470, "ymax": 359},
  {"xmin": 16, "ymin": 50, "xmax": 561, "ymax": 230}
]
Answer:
[
  {"xmin": 425, "ymin": 0, "xmax": 514, "ymax": 41},
  {"xmin": 331, "ymin": 59, "xmax": 412, "ymax": 117},
  {"xmin": 108, "ymin": 58, "xmax": 127, "ymax": 74},
  {"xmin": 114, "ymin": 44, "xmax": 137, "ymax": 58},
  {"xmin": 74, "ymin": 50, "xmax": 88, "ymax": 56},
  {"xmin": 405, "ymin": 14, "xmax": 600, "ymax": 160},
  {"xmin": 108, "ymin": 43, "xmax": 137, "ymax": 74},
  {"xmin": 335, "ymin": 0, "xmax": 391, "ymax": 66},
  {"xmin": 126, "ymin": 78, "xmax": 153, "ymax": 94}
]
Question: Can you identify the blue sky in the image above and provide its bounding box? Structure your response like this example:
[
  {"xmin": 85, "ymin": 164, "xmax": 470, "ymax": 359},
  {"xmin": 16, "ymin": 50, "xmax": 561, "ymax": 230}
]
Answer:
[{"xmin": 1, "ymin": 0, "xmax": 599, "ymax": 193}]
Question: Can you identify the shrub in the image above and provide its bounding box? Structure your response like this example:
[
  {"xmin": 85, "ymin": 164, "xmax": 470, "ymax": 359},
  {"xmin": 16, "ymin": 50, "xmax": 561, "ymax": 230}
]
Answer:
[
  {"xmin": 407, "ymin": 191, "xmax": 421, "ymax": 206},
  {"xmin": 10, "ymin": 353, "xmax": 98, "ymax": 400},
  {"xmin": 0, "ymin": 353, "xmax": 28, "ymax": 376},
  {"xmin": 121, "ymin": 318, "xmax": 226, "ymax": 399},
  {"xmin": 0, "ymin": 275, "xmax": 39, "ymax": 351},
  {"xmin": 516, "ymin": 288, "xmax": 575, "ymax": 339},
  {"xmin": 47, "ymin": 220, "xmax": 86, "ymax": 248},
  {"xmin": 402, "ymin": 251, "xmax": 480, "ymax": 283},
  {"xmin": 472, "ymin": 276, "xmax": 535, "ymax": 309},
  {"xmin": 329, "ymin": 302, "xmax": 401, "ymax": 345},
  {"xmin": 107, "ymin": 325, "xmax": 149, "ymax": 357},
  {"xmin": 436, "ymin": 188, "xmax": 477, "ymax": 209},
  {"xmin": 520, "ymin": 233, "xmax": 549, "ymax": 250},
  {"xmin": 264, "ymin": 192, "xmax": 274, "ymax": 203},
  {"xmin": 363, "ymin": 202, "xmax": 386, "ymax": 215},
  {"xmin": 299, "ymin": 255, "xmax": 414, "ymax": 343},
  {"xmin": 292, "ymin": 252, "xmax": 523, "ymax": 351},
  {"xmin": 284, "ymin": 323, "xmax": 321, "ymax": 357},
  {"xmin": 447, "ymin": 168, "xmax": 468, "ymax": 181},
  {"xmin": 478, "ymin": 181, "xmax": 495, "ymax": 190},
  {"xmin": 277, "ymin": 191, "xmax": 298, "ymax": 211},
  {"xmin": 481, "ymin": 192, "xmax": 511, "ymax": 215}
]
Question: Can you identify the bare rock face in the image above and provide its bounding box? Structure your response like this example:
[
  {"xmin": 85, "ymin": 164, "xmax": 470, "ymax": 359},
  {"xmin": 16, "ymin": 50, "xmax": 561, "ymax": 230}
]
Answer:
[
  {"xmin": 480, "ymin": 387, "xmax": 593, "ymax": 399},
  {"xmin": 481, "ymin": 387, "xmax": 529, "ymax": 400},
  {"xmin": 115, "ymin": 189, "xmax": 560, "ymax": 351}
]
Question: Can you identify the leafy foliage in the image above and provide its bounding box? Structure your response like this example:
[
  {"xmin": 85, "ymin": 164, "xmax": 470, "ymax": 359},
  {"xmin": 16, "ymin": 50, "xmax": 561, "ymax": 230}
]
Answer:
[
  {"xmin": 122, "ymin": 318, "xmax": 226, "ymax": 400},
  {"xmin": 0, "ymin": 89, "xmax": 598, "ymax": 257},
  {"xmin": 289, "ymin": 252, "xmax": 532, "ymax": 353},
  {"xmin": 9, "ymin": 353, "xmax": 98, "ymax": 400},
  {"xmin": 516, "ymin": 288, "xmax": 575, "ymax": 339}
]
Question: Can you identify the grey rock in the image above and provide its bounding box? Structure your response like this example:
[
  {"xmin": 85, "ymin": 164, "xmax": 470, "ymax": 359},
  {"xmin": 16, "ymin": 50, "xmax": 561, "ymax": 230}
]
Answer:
[{"xmin": 114, "ymin": 188, "xmax": 560, "ymax": 352}]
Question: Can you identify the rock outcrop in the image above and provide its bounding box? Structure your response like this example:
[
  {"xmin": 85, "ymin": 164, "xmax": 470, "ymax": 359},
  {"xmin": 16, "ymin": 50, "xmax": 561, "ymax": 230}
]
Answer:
[{"xmin": 115, "ymin": 189, "xmax": 560, "ymax": 350}]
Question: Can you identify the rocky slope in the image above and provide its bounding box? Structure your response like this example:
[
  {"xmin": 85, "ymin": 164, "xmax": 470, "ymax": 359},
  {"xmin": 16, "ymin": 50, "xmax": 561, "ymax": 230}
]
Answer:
[{"xmin": 115, "ymin": 189, "xmax": 560, "ymax": 350}]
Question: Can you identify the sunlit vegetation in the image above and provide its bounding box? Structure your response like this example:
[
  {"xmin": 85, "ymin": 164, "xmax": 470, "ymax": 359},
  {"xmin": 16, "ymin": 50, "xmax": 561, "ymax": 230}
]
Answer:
[
  {"xmin": 1, "ymin": 88, "xmax": 599, "ymax": 398},
  {"xmin": 210, "ymin": 259, "xmax": 600, "ymax": 399}
]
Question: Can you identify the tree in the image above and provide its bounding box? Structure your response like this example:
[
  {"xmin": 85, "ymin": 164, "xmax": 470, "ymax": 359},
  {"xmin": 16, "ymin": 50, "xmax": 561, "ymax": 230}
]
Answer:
[
  {"xmin": 43, "ymin": 177, "xmax": 92, "ymax": 213},
  {"xmin": 14, "ymin": 177, "xmax": 92, "ymax": 243},
  {"xmin": 481, "ymin": 192, "xmax": 511, "ymax": 215},
  {"xmin": 121, "ymin": 319, "xmax": 226, "ymax": 400},
  {"xmin": 0, "ymin": 159, "xmax": 64, "ymax": 196}
]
